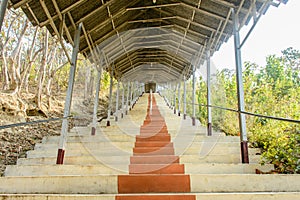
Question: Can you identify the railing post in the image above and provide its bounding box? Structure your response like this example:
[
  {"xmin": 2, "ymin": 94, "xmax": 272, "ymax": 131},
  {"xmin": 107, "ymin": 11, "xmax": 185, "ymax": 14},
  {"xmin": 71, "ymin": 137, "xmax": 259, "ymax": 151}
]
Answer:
[
  {"xmin": 121, "ymin": 82, "xmax": 125, "ymax": 118},
  {"xmin": 0, "ymin": 0, "xmax": 8, "ymax": 32},
  {"xmin": 207, "ymin": 48, "xmax": 212, "ymax": 136},
  {"xmin": 56, "ymin": 23, "xmax": 82, "ymax": 165},
  {"xmin": 91, "ymin": 67, "xmax": 102, "ymax": 135},
  {"xmin": 232, "ymin": 8, "xmax": 249, "ymax": 164},
  {"xmin": 107, "ymin": 68, "xmax": 114, "ymax": 126},
  {"xmin": 192, "ymin": 66, "xmax": 196, "ymax": 126},
  {"xmin": 183, "ymin": 76, "xmax": 187, "ymax": 120},
  {"xmin": 178, "ymin": 81, "xmax": 181, "ymax": 116},
  {"xmin": 115, "ymin": 81, "xmax": 119, "ymax": 121}
]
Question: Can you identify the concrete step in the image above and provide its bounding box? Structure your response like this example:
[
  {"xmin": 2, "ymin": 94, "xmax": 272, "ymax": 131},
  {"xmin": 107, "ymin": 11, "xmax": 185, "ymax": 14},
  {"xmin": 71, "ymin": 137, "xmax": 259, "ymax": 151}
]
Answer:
[
  {"xmin": 34, "ymin": 142, "xmax": 135, "ymax": 150},
  {"xmin": 4, "ymin": 94, "xmax": 293, "ymax": 199},
  {"xmin": 4, "ymin": 163, "xmax": 274, "ymax": 176},
  {"xmin": 26, "ymin": 146, "xmax": 260, "ymax": 158},
  {"xmin": 184, "ymin": 163, "xmax": 274, "ymax": 174},
  {"xmin": 16, "ymin": 154, "xmax": 261, "ymax": 165},
  {"xmin": 179, "ymin": 154, "xmax": 261, "ymax": 164},
  {"xmin": 4, "ymin": 164, "xmax": 128, "ymax": 176},
  {"xmin": 40, "ymin": 135, "xmax": 241, "ymax": 144},
  {"xmin": 178, "ymin": 147, "xmax": 260, "ymax": 156},
  {"xmin": 27, "ymin": 148, "xmax": 133, "ymax": 158},
  {"xmin": 17, "ymin": 155, "xmax": 131, "ymax": 165},
  {"xmin": 40, "ymin": 135, "xmax": 137, "ymax": 144},
  {"xmin": 33, "ymin": 140, "xmax": 243, "ymax": 152},
  {"xmin": 1, "ymin": 192, "xmax": 300, "ymax": 200},
  {"xmin": 0, "ymin": 174, "xmax": 299, "ymax": 194}
]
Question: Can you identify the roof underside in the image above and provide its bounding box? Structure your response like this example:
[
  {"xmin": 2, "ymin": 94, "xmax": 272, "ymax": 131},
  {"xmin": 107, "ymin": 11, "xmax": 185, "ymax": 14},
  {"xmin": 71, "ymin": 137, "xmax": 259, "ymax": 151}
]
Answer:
[{"xmin": 9, "ymin": 0, "xmax": 287, "ymax": 83}]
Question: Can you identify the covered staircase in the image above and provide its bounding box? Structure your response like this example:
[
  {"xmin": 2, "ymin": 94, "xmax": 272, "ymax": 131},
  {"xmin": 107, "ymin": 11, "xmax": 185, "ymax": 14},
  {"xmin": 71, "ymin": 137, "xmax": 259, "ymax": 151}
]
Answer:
[{"xmin": 1, "ymin": 94, "xmax": 300, "ymax": 199}]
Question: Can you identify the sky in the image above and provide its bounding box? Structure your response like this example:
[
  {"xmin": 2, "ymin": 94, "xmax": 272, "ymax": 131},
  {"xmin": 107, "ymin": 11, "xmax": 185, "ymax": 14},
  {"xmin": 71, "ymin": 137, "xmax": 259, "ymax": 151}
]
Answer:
[{"xmin": 210, "ymin": 0, "xmax": 300, "ymax": 71}]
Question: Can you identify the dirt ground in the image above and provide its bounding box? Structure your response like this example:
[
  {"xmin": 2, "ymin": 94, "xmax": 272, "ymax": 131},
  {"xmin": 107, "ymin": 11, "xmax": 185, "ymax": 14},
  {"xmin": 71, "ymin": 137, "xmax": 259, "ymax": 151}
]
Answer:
[{"xmin": 0, "ymin": 92, "xmax": 103, "ymax": 176}]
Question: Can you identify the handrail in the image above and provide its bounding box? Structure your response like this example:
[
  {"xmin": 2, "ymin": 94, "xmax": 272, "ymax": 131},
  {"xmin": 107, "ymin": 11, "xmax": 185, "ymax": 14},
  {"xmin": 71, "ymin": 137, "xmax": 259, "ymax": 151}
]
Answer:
[
  {"xmin": 184, "ymin": 102, "xmax": 300, "ymax": 124},
  {"xmin": 0, "ymin": 116, "xmax": 74, "ymax": 130}
]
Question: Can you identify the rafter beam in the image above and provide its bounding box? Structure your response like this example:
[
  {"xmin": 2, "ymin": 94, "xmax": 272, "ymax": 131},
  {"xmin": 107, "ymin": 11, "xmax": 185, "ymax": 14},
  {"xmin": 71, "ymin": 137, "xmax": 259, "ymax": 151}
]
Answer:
[
  {"xmin": 128, "ymin": 16, "xmax": 176, "ymax": 24},
  {"xmin": 180, "ymin": 2, "xmax": 232, "ymax": 23},
  {"xmin": 26, "ymin": 3, "xmax": 39, "ymax": 26},
  {"xmin": 51, "ymin": 0, "xmax": 74, "ymax": 46},
  {"xmin": 9, "ymin": 0, "xmax": 32, "ymax": 9},
  {"xmin": 40, "ymin": 0, "xmax": 88, "ymax": 27},
  {"xmin": 39, "ymin": 0, "xmax": 71, "ymax": 64},
  {"xmin": 126, "ymin": 3, "xmax": 181, "ymax": 10}
]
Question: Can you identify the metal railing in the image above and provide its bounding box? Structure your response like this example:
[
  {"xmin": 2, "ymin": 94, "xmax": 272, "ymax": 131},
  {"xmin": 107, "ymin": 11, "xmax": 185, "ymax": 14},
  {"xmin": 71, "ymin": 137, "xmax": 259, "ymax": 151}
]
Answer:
[
  {"xmin": 184, "ymin": 101, "xmax": 300, "ymax": 124},
  {"xmin": 0, "ymin": 116, "xmax": 74, "ymax": 130}
]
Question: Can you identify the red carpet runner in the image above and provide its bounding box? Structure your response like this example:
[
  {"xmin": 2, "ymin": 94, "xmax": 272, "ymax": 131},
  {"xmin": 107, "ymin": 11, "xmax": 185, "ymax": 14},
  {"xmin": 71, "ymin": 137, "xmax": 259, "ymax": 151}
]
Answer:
[{"xmin": 116, "ymin": 94, "xmax": 195, "ymax": 200}]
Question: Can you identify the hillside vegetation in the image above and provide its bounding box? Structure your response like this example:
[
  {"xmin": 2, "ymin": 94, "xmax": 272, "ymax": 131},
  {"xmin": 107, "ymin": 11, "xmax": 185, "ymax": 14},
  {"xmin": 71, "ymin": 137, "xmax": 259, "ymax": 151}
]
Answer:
[{"xmin": 195, "ymin": 48, "xmax": 300, "ymax": 173}]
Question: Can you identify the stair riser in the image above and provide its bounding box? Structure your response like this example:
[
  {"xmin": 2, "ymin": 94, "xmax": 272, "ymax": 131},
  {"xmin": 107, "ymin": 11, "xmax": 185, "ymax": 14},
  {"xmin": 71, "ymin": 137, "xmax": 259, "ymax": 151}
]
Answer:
[
  {"xmin": 26, "ymin": 147, "xmax": 259, "ymax": 158},
  {"xmin": 17, "ymin": 156, "xmax": 131, "ymax": 165},
  {"xmin": 17, "ymin": 153, "xmax": 261, "ymax": 165},
  {"xmin": 5, "ymin": 163, "xmax": 275, "ymax": 176},
  {"xmin": 118, "ymin": 175, "xmax": 191, "ymax": 193},
  {"xmin": 5, "ymin": 165, "xmax": 128, "ymax": 176},
  {"xmin": 135, "ymin": 142, "xmax": 173, "ymax": 148},
  {"xmin": 1, "ymin": 175, "xmax": 300, "ymax": 194},
  {"xmin": 129, "ymin": 164, "xmax": 185, "ymax": 174},
  {"xmin": 180, "ymin": 155, "xmax": 261, "ymax": 164},
  {"xmin": 41, "ymin": 136, "xmax": 137, "ymax": 143},
  {"xmin": 37, "ymin": 141, "xmax": 135, "ymax": 148}
]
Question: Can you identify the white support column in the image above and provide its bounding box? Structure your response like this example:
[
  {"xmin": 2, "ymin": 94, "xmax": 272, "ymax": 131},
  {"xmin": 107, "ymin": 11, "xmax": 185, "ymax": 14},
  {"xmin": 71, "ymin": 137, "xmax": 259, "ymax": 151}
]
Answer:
[
  {"xmin": 107, "ymin": 69, "xmax": 114, "ymax": 126},
  {"xmin": 132, "ymin": 82, "xmax": 137, "ymax": 109},
  {"xmin": 232, "ymin": 8, "xmax": 249, "ymax": 164},
  {"xmin": 169, "ymin": 83, "xmax": 172, "ymax": 109},
  {"xmin": 91, "ymin": 68, "xmax": 102, "ymax": 135},
  {"xmin": 115, "ymin": 81, "xmax": 120, "ymax": 121},
  {"xmin": 141, "ymin": 84, "xmax": 144, "ymax": 96},
  {"xmin": 121, "ymin": 82, "xmax": 125, "ymax": 118},
  {"xmin": 183, "ymin": 76, "xmax": 187, "ymax": 120},
  {"xmin": 56, "ymin": 23, "xmax": 82, "ymax": 165},
  {"xmin": 166, "ymin": 84, "xmax": 170, "ymax": 108},
  {"xmin": 173, "ymin": 84, "xmax": 177, "ymax": 114},
  {"xmin": 207, "ymin": 48, "xmax": 212, "ymax": 136},
  {"xmin": 126, "ymin": 82, "xmax": 130, "ymax": 114},
  {"xmin": 0, "ymin": 0, "xmax": 8, "ymax": 32},
  {"xmin": 192, "ymin": 66, "xmax": 196, "ymax": 126},
  {"xmin": 178, "ymin": 81, "xmax": 182, "ymax": 116},
  {"xmin": 129, "ymin": 82, "xmax": 133, "ymax": 110},
  {"xmin": 149, "ymin": 89, "xmax": 153, "ymax": 115}
]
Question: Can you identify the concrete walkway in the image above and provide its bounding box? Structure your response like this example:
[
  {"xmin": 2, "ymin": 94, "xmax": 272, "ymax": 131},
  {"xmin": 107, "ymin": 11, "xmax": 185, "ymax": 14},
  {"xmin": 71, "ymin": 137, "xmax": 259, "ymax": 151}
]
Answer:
[{"xmin": 1, "ymin": 93, "xmax": 300, "ymax": 199}]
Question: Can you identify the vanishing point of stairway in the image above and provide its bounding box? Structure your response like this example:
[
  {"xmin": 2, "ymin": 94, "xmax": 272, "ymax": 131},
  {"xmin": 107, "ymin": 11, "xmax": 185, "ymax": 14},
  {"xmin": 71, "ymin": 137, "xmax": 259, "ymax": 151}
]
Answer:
[{"xmin": 0, "ymin": 94, "xmax": 300, "ymax": 199}]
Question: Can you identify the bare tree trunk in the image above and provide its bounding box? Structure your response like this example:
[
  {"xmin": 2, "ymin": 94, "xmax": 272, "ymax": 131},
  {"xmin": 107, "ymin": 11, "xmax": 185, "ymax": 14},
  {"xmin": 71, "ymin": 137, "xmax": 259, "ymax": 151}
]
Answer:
[
  {"xmin": 12, "ymin": 42, "xmax": 23, "ymax": 94},
  {"xmin": 8, "ymin": 19, "xmax": 28, "ymax": 93},
  {"xmin": 84, "ymin": 66, "xmax": 91, "ymax": 100},
  {"xmin": 1, "ymin": 49, "xmax": 10, "ymax": 90},
  {"xmin": 46, "ymin": 47, "xmax": 57, "ymax": 110},
  {"xmin": 88, "ymin": 68, "xmax": 95, "ymax": 100},
  {"xmin": 19, "ymin": 26, "xmax": 40, "ymax": 94},
  {"xmin": 0, "ymin": 12, "xmax": 19, "ymax": 90},
  {"xmin": 35, "ymin": 29, "xmax": 48, "ymax": 109}
]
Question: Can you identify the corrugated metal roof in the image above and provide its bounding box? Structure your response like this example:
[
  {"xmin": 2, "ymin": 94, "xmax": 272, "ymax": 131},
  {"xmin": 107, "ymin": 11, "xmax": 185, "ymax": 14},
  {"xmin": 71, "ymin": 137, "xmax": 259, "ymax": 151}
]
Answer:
[{"xmin": 8, "ymin": 0, "xmax": 287, "ymax": 83}]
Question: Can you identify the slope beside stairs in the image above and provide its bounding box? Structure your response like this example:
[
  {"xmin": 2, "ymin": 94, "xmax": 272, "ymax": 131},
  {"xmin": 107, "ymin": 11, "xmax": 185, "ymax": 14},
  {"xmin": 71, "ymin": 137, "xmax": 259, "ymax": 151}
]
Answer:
[{"xmin": 0, "ymin": 93, "xmax": 299, "ymax": 199}]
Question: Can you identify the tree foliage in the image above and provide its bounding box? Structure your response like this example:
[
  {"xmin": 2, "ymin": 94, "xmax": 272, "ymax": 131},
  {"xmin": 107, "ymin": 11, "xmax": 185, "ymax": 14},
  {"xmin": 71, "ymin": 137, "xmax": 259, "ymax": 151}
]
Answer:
[{"xmin": 196, "ymin": 48, "xmax": 300, "ymax": 173}]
